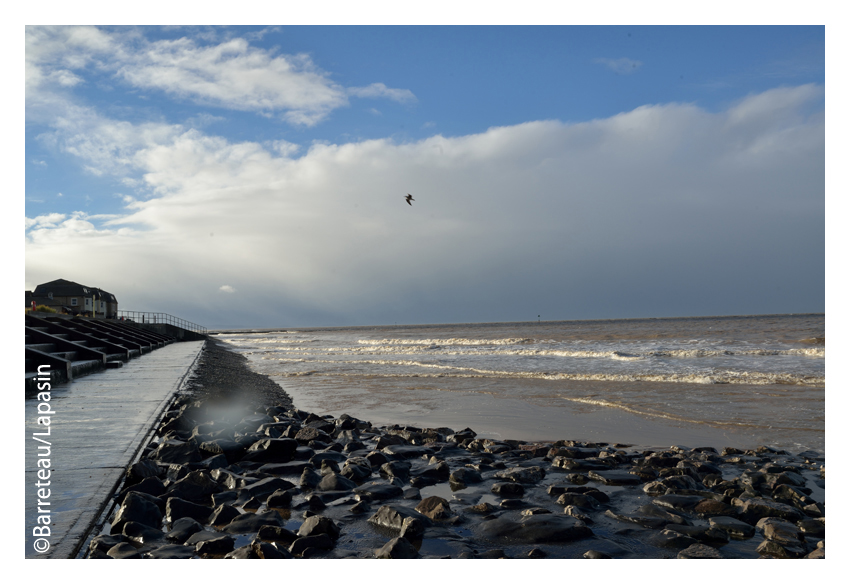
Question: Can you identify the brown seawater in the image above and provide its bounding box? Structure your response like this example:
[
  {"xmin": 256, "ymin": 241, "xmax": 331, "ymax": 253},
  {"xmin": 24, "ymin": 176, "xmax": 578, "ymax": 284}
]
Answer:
[{"xmin": 216, "ymin": 314, "xmax": 824, "ymax": 453}]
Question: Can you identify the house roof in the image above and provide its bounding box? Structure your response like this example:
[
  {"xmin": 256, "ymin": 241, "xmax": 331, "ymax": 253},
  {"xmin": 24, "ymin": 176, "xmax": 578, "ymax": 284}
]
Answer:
[{"xmin": 33, "ymin": 279, "xmax": 116, "ymax": 300}]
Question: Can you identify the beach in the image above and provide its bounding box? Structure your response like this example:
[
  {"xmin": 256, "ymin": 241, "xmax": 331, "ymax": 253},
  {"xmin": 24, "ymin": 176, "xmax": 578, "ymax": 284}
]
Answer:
[{"xmin": 87, "ymin": 334, "xmax": 825, "ymax": 559}]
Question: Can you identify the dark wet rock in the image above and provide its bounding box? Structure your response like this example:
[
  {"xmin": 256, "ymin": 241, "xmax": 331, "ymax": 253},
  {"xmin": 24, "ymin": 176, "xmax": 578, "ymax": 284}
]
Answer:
[
  {"xmin": 152, "ymin": 439, "xmax": 202, "ymax": 464},
  {"xmin": 368, "ymin": 504, "xmax": 427, "ymax": 531},
  {"xmin": 382, "ymin": 444, "xmax": 433, "ymax": 458},
  {"xmin": 652, "ymin": 494, "xmax": 706, "ymax": 513},
  {"xmin": 341, "ymin": 458, "xmax": 372, "ymax": 481},
  {"xmin": 222, "ymin": 510, "xmax": 284, "ymax": 534},
  {"xmin": 416, "ymin": 496, "xmax": 453, "ymax": 520},
  {"xmin": 757, "ymin": 517, "xmax": 806, "ymax": 548},
  {"xmin": 167, "ymin": 470, "xmax": 221, "ymax": 502},
  {"xmin": 411, "ymin": 460, "xmax": 451, "ymax": 484},
  {"xmin": 257, "ymin": 525, "xmax": 299, "ymax": 545},
  {"xmin": 635, "ymin": 504, "xmax": 691, "ymax": 526},
  {"xmin": 677, "ymin": 543, "xmax": 723, "ymax": 559},
  {"xmin": 146, "ymin": 544, "xmax": 198, "ymax": 559},
  {"xmin": 798, "ymin": 518, "xmax": 825, "ymax": 538},
  {"xmin": 380, "ymin": 460, "xmax": 412, "ymax": 480},
  {"xmin": 756, "ymin": 539, "xmax": 807, "ymax": 558},
  {"xmin": 550, "ymin": 446, "xmax": 600, "ymax": 459},
  {"xmin": 649, "ymin": 529, "xmax": 699, "ymax": 550},
  {"xmin": 242, "ymin": 476, "xmax": 297, "ymax": 501},
  {"xmin": 588, "ymin": 470, "xmax": 642, "ymax": 486},
  {"xmin": 662, "ymin": 524, "xmax": 729, "ymax": 546},
  {"xmin": 209, "ymin": 503, "xmax": 241, "ymax": 526},
  {"xmin": 295, "ymin": 426, "xmax": 332, "ymax": 444},
  {"xmin": 365, "ymin": 451, "xmax": 390, "ymax": 468},
  {"xmin": 657, "ymin": 474, "xmax": 701, "ymax": 491},
  {"xmin": 111, "ymin": 491, "xmax": 164, "ymax": 534},
  {"xmin": 125, "ymin": 459, "xmax": 161, "ymax": 485},
  {"xmin": 267, "ymin": 489, "xmax": 294, "ymax": 508},
  {"xmin": 494, "ymin": 466, "xmax": 546, "ymax": 484},
  {"xmin": 165, "ymin": 496, "xmax": 211, "ymax": 525},
  {"xmin": 552, "ymin": 457, "xmax": 611, "ymax": 471},
  {"xmin": 120, "ymin": 476, "xmax": 166, "ymax": 501},
  {"xmin": 107, "ymin": 542, "xmax": 142, "ymax": 559},
  {"xmin": 491, "ymin": 482, "xmax": 525, "ymax": 498},
  {"xmin": 166, "ymin": 516, "xmax": 204, "ymax": 543},
  {"xmin": 257, "ymin": 461, "xmax": 314, "ymax": 476},
  {"xmin": 290, "ymin": 533, "xmax": 335, "ymax": 556},
  {"xmin": 300, "ymin": 467, "xmax": 322, "ymax": 489},
  {"xmin": 477, "ymin": 514, "xmax": 593, "ymax": 543},
  {"xmin": 122, "ymin": 521, "xmax": 165, "ymax": 545},
  {"xmin": 305, "ymin": 493, "xmax": 327, "ymax": 510},
  {"xmin": 90, "ymin": 534, "xmax": 128, "ymax": 554},
  {"xmin": 556, "ymin": 493, "xmax": 602, "ymax": 510},
  {"xmin": 195, "ymin": 535, "xmax": 235, "ymax": 556},
  {"xmin": 564, "ymin": 505, "xmax": 593, "ymax": 523},
  {"xmin": 736, "ymin": 496, "xmax": 804, "ymax": 524},
  {"xmin": 353, "ymin": 481, "xmax": 404, "ymax": 501},
  {"xmin": 399, "ymin": 516, "xmax": 426, "ymax": 540},
  {"xmin": 708, "ymin": 516, "xmax": 755, "ymax": 539},
  {"xmin": 316, "ymin": 472, "xmax": 357, "ymax": 492},
  {"xmin": 604, "ymin": 509, "xmax": 667, "ymax": 530},
  {"xmin": 694, "ymin": 499, "xmax": 737, "ymax": 517},
  {"xmin": 252, "ymin": 541, "xmax": 292, "ymax": 559},
  {"xmin": 242, "ymin": 438, "xmax": 298, "ymax": 463},
  {"xmin": 466, "ymin": 501, "xmax": 497, "ymax": 515},
  {"xmin": 224, "ymin": 545, "xmax": 260, "ymax": 559},
  {"xmin": 565, "ymin": 473, "xmax": 590, "ymax": 485},
  {"xmin": 449, "ymin": 467, "xmax": 483, "ymax": 486},
  {"xmin": 297, "ymin": 515, "xmax": 341, "ymax": 540},
  {"xmin": 522, "ymin": 507, "xmax": 553, "ymax": 516},
  {"xmin": 376, "ymin": 536, "xmax": 419, "ymax": 558},
  {"xmin": 583, "ymin": 550, "xmax": 612, "ymax": 559},
  {"xmin": 199, "ymin": 439, "xmax": 246, "ymax": 463}
]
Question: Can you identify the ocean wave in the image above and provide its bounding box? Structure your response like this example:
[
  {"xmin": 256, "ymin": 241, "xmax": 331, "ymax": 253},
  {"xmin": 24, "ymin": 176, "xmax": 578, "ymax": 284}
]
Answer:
[
  {"xmin": 261, "ymin": 344, "xmax": 825, "ymax": 360},
  {"xmin": 561, "ymin": 397, "xmax": 803, "ymax": 430},
  {"xmin": 265, "ymin": 356, "xmax": 824, "ymax": 387},
  {"xmin": 357, "ymin": 337, "xmax": 534, "ymax": 346}
]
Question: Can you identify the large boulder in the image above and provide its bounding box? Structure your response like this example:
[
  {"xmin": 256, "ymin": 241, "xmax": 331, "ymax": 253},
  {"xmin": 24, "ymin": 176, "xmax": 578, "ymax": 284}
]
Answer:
[
  {"xmin": 477, "ymin": 514, "xmax": 592, "ymax": 543},
  {"xmin": 297, "ymin": 515, "xmax": 341, "ymax": 540},
  {"xmin": 415, "ymin": 496, "xmax": 452, "ymax": 520},
  {"xmin": 375, "ymin": 537, "xmax": 419, "ymax": 559},
  {"xmin": 241, "ymin": 438, "xmax": 298, "ymax": 463},
  {"xmin": 165, "ymin": 497, "xmax": 211, "ymax": 525},
  {"xmin": 111, "ymin": 491, "xmax": 163, "ymax": 534},
  {"xmin": 222, "ymin": 510, "xmax": 284, "ymax": 534}
]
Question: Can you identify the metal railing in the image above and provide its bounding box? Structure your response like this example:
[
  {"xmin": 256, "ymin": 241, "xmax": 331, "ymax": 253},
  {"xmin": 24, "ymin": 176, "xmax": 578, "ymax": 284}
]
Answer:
[{"xmin": 117, "ymin": 311, "xmax": 207, "ymax": 334}]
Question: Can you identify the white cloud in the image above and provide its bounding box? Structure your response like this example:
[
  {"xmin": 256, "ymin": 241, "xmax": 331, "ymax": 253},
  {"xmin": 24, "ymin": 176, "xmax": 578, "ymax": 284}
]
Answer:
[
  {"xmin": 219, "ymin": 285, "xmax": 236, "ymax": 293},
  {"xmin": 26, "ymin": 27, "xmax": 416, "ymax": 127},
  {"xmin": 25, "ymin": 85, "xmax": 824, "ymax": 327},
  {"xmin": 594, "ymin": 57, "xmax": 643, "ymax": 74},
  {"xmin": 348, "ymin": 83, "xmax": 417, "ymax": 103}
]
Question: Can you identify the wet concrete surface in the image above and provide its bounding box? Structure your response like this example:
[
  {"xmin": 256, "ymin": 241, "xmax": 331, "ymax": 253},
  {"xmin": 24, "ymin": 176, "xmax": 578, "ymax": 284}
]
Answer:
[{"xmin": 24, "ymin": 340, "xmax": 204, "ymax": 559}]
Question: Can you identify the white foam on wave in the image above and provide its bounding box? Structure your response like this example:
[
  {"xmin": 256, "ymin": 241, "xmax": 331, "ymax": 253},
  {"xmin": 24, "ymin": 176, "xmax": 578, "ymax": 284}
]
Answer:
[
  {"xmin": 357, "ymin": 337, "xmax": 534, "ymax": 346},
  {"xmin": 267, "ymin": 356, "xmax": 824, "ymax": 386}
]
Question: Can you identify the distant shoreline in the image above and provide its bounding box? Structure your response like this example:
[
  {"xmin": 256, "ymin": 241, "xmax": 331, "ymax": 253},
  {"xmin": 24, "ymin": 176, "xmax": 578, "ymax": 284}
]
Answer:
[{"xmin": 208, "ymin": 312, "xmax": 825, "ymax": 335}]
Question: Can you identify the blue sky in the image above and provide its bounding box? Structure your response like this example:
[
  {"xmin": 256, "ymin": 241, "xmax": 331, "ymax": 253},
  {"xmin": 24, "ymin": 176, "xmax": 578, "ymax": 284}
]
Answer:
[{"xmin": 23, "ymin": 21, "xmax": 826, "ymax": 329}]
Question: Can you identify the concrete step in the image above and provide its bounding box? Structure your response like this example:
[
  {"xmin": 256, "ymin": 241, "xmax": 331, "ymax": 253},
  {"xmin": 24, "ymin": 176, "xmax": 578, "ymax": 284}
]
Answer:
[{"xmin": 26, "ymin": 343, "xmax": 56, "ymax": 353}]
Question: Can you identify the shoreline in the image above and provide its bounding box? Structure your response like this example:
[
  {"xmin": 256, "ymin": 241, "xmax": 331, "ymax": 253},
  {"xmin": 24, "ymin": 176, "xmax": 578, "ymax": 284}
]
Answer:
[{"xmin": 85, "ymin": 339, "xmax": 825, "ymax": 559}]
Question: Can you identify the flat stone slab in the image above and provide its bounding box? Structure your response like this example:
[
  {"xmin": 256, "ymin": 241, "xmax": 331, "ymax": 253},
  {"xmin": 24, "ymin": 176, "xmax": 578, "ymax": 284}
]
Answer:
[{"xmin": 589, "ymin": 470, "xmax": 643, "ymax": 485}]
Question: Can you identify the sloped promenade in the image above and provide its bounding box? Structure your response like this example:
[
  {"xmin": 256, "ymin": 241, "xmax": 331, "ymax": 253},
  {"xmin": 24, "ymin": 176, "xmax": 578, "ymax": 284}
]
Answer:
[{"xmin": 24, "ymin": 340, "xmax": 204, "ymax": 558}]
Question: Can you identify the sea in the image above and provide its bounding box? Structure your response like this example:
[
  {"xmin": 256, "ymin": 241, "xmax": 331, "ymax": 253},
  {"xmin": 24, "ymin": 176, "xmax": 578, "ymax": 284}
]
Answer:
[{"xmin": 215, "ymin": 314, "xmax": 825, "ymax": 454}]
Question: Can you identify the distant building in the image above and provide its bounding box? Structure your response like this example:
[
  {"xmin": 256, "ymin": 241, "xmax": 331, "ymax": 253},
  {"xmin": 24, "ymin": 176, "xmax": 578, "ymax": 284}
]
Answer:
[{"xmin": 28, "ymin": 279, "xmax": 119, "ymax": 317}]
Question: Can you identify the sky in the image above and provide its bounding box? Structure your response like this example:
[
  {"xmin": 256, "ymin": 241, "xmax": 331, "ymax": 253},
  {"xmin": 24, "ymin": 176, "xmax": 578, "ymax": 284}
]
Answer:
[{"xmin": 23, "ymin": 21, "xmax": 826, "ymax": 330}]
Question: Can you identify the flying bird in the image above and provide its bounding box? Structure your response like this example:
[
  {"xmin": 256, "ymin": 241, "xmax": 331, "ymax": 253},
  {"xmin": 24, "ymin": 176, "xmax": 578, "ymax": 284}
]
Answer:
[{"xmin": 405, "ymin": 194, "xmax": 415, "ymax": 206}]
